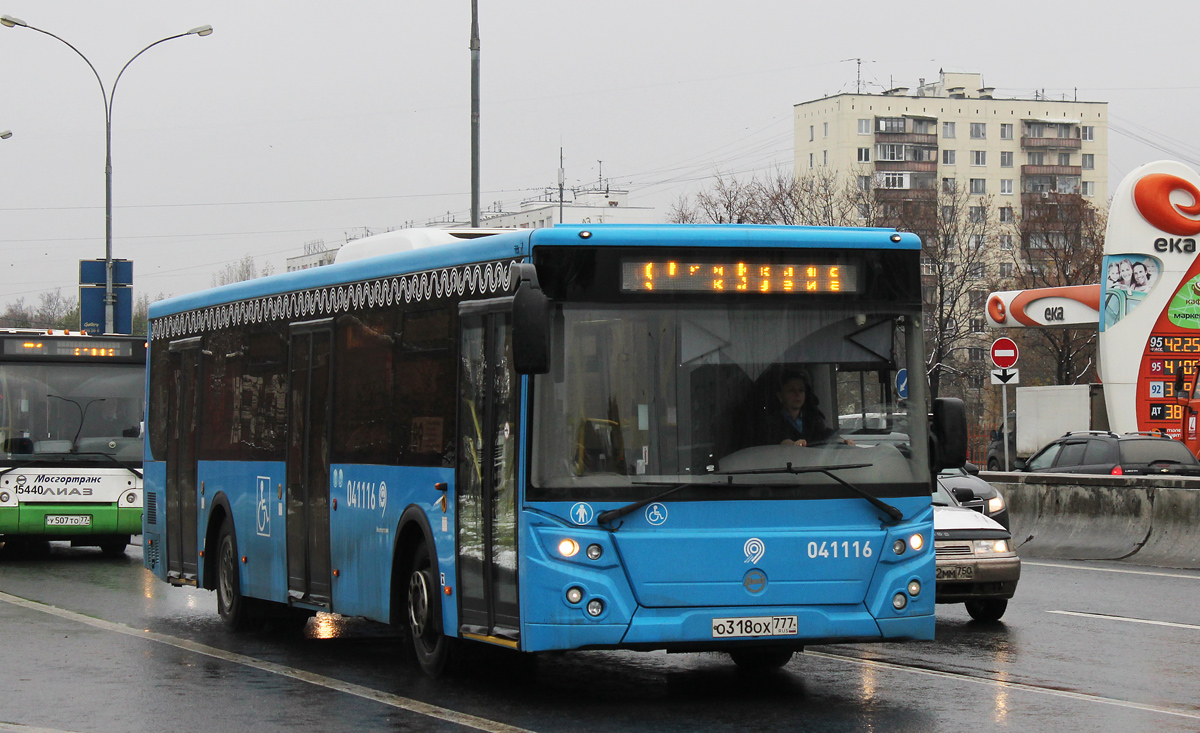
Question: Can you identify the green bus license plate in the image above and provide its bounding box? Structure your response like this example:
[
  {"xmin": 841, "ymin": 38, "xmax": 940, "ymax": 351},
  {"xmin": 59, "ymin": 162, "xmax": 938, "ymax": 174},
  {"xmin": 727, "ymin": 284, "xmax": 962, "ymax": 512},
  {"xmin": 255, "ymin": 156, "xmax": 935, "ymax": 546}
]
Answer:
[
  {"xmin": 936, "ymin": 565, "xmax": 974, "ymax": 580},
  {"xmin": 712, "ymin": 616, "xmax": 798, "ymax": 638},
  {"xmin": 45, "ymin": 515, "xmax": 91, "ymax": 527}
]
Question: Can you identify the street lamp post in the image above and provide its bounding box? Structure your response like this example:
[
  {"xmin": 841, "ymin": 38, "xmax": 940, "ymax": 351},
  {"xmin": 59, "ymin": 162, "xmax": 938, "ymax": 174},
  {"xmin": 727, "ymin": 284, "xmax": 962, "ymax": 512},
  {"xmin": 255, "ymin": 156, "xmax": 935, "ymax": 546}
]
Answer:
[{"xmin": 0, "ymin": 15, "xmax": 212, "ymax": 334}]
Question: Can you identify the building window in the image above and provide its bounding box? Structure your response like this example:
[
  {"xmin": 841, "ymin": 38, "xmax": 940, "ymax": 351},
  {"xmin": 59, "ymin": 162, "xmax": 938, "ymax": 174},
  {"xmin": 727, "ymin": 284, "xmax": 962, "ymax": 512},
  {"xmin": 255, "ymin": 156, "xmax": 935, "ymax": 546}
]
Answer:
[
  {"xmin": 877, "ymin": 143, "xmax": 905, "ymax": 161},
  {"xmin": 1000, "ymin": 180, "xmax": 1014, "ymax": 195},
  {"xmin": 999, "ymin": 262, "xmax": 1014, "ymax": 278},
  {"xmin": 878, "ymin": 117, "xmax": 905, "ymax": 133},
  {"xmin": 969, "ymin": 347, "xmax": 985, "ymax": 362},
  {"xmin": 942, "ymin": 178, "xmax": 956, "ymax": 193},
  {"xmin": 1028, "ymin": 123, "xmax": 1045, "ymax": 138},
  {"xmin": 1058, "ymin": 152, "xmax": 1072, "ymax": 166},
  {"xmin": 1000, "ymin": 205, "xmax": 1014, "ymax": 222},
  {"xmin": 881, "ymin": 172, "xmax": 908, "ymax": 189},
  {"xmin": 1082, "ymin": 153, "xmax": 1095, "ymax": 170},
  {"xmin": 943, "ymin": 121, "xmax": 956, "ymax": 138},
  {"xmin": 1028, "ymin": 151, "xmax": 1045, "ymax": 166},
  {"xmin": 1082, "ymin": 125, "xmax": 1095, "ymax": 141},
  {"xmin": 970, "ymin": 179, "xmax": 986, "ymax": 195},
  {"xmin": 809, "ymin": 125, "xmax": 814, "ymax": 142},
  {"xmin": 1000, "ymin": 123, "xmax": 1014, "ymax": 140},
  {"xmin": 823, "ymin": 150, "xmax": 828, "ymax": 166},
  {"xmin": 941, "ymin": 206, "xmax": 955, "ymax": 221},
  {"xmin": 970, "ymin": 318, "xmax": 986, "ymax": 333},
  {"xmin": 809, "ymin": 152, "xmax": 814, "ymax": 168},
  {"xmin": 943, "ymin": 149, "xmax": 956, "ymax": 165},
  {"xmin": 1082, "ymin": 181, "xmax": 1095, "ymax": 196},
  {"xmin": 969, "ymin": 206, "xmax": 986, "ymax": 222},
  {"xmin": 858, "ymin": 203, "xmax": 870, "ymax": 220},
  {"xmin": 969, "ymin": 264, "xmax": 985, "ymax": 279},
  {"xmin": 969, "ymin": 291, "xmax": 986, "ymax": 309},
  {"xmin": 858, "ymin": 118, "xmax": 871, "ymax": 135},
  {"xmin": 856, "ymin": 147, "xmax": 870, "ymax": 163},
  {"xmin": 857, "ymin": 175, "xmax": 871, "ymax": 191},
  {"xmin": 972, "ymin": 150, "xmax": 987, "ymax": 166},
  {"xmin": 999, "ymin": 234, "xmax": 1013, "ymax": 250},
  {"xmin": 970, "ymin": 122, "xmax": 986, "ymax": 139},
  {"xmin": 970, "ymin": 234, "xmax": 986, "ymax": 249},
  {"xmin": 1000, "ymin": 151, "xmax": 1014, "ymax": 168}
]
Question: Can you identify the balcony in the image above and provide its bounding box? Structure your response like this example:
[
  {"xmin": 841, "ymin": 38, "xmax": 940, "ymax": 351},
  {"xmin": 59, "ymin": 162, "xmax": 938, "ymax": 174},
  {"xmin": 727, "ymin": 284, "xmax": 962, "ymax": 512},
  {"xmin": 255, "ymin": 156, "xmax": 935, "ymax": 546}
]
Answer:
[
  {"xmin": 875, "ymin": 161, "xmax": 938, "ymax": 173},
  {"xmin": 875, "ymin": 188, "xmax": 937, "ymax": 200},
  {"xmin": 1021, "ymin": 192, "xmax": 1083, "ymax": 207},
  {"xmin": 1021, "ymin": 137, "xmax": 1081, "ymax": 150},
  {"xmin": 875, "ymin": 132, "xmax": 938, "ymax": 145},
  {"xmin": 1022, "ymin": 165, "xmax": 1081, "ymax": 177}
]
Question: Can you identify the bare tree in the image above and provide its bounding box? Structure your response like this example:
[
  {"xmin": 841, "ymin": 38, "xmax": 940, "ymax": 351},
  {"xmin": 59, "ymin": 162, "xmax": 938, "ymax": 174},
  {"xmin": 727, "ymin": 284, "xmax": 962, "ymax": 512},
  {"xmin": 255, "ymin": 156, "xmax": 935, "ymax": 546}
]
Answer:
[
  {"xmin": 0, "ymin": 289, "xmax": 79, "ymax": 330},
  {"xmin": 212, "ymin": 255, "xmax": 276, "ymax": 287},
  {"xmin": 1005, "ymin": 194, "xmax": 1106, "ymax": 385}
]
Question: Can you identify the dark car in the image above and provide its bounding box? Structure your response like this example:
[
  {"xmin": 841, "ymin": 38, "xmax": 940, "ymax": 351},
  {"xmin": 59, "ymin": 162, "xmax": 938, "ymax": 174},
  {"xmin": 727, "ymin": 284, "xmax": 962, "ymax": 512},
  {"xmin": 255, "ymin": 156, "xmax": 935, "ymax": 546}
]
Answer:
[
  {"xmin": 937, "ymin": 462, "xmax": 1009, "ymax": 529},
  {"xmin": 985, "ymin": 412, "xmax": 1017, "ymax": 471},
  {"xmin": 1017, "ymin": 431, "xmax": 1200, "ymax": 476}
]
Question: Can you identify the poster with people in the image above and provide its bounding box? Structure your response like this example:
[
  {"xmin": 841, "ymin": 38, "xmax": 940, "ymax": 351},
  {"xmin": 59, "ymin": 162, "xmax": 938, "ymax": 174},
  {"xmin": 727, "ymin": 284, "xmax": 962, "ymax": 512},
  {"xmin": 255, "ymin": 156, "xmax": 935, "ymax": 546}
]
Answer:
[{"xmin": 1102, "ymin": 254, "xmax": 1161, "ymax": 328}]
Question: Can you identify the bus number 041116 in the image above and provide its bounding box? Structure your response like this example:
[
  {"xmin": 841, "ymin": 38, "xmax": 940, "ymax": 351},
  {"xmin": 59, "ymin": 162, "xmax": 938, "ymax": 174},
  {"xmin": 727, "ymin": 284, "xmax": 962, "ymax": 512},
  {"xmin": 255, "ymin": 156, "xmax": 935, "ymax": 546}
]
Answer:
[{"xmin": 808, "ymin": 540, "xmax": 871, "ymax": 558}]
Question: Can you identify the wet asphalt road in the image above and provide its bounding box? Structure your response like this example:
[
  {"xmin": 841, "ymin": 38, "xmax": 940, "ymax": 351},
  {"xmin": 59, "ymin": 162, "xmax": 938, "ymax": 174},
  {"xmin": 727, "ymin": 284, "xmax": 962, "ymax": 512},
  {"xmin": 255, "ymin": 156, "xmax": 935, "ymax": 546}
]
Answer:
[{"xmin": 1, "ymin": 541, "xmax": 1198, "ymax": 733}]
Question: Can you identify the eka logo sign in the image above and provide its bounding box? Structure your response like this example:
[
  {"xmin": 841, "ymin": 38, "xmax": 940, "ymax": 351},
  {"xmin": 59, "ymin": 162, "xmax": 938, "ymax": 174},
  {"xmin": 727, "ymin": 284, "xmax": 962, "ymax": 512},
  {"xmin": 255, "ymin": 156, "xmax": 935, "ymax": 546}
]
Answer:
[{"xmin": 1134, "ymin": 173, "xmax": 1200, "ymax": 247}]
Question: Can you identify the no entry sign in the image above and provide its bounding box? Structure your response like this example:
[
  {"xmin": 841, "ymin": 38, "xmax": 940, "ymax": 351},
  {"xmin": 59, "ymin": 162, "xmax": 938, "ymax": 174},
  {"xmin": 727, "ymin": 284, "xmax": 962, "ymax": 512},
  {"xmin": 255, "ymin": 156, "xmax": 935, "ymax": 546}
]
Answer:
[{"xmin": 991, "ymin": 337, "xmax": 1019, "ymax": 369}]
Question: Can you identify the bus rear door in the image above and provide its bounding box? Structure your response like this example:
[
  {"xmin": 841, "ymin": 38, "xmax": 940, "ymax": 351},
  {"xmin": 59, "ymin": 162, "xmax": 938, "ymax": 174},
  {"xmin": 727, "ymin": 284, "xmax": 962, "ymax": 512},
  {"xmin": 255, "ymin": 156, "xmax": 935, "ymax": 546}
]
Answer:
[{"xmin": 166, "ymin": 337, "xmax": 202, "ymax": 584}]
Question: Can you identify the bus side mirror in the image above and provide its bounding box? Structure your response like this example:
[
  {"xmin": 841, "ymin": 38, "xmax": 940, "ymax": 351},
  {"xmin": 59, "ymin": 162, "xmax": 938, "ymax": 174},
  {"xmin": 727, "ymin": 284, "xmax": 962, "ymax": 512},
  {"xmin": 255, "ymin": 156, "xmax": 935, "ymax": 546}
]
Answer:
[
  {"xmin": 511, "ymin": 263, "xmax": 551, "ymax": 375},
  {"xmin": 930, "ymin": 397, "xmax": 968, "ymax": 472}
]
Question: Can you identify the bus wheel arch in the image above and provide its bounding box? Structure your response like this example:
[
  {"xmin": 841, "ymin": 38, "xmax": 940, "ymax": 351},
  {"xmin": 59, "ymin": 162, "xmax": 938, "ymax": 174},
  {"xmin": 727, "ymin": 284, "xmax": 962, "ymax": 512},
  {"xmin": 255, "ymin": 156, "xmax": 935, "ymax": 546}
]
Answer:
[
  {"xmin": 392, "ymin": 505, "xmax": 454, "ymax": 675},
  {"xmin": 201, "ymin": 494, "xmax": 233, "ymax": 592}
]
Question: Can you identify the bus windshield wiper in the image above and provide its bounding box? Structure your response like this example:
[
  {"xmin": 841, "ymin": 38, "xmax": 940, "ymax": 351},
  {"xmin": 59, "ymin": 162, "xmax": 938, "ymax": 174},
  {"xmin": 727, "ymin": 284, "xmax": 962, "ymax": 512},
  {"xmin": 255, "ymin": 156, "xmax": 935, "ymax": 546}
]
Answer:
[
  {"xmin": 717, "ymin": 462, "xmax": 903, "ymax": 523},
  {"xmin": 597, "ymin": 480, "xmax": 720, "ymax": 527}
]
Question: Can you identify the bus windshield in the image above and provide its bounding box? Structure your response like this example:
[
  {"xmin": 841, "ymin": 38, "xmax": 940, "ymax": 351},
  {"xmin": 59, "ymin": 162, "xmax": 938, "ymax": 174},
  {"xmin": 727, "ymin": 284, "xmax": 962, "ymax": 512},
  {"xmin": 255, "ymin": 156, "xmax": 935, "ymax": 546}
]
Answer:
[
  {"xmin": 531, "ymin": 303, "xmax": 927, "ymax": 500},
  {"xmin": 0, "ymin": 363, "xmax": 145, "ymax": 465}
]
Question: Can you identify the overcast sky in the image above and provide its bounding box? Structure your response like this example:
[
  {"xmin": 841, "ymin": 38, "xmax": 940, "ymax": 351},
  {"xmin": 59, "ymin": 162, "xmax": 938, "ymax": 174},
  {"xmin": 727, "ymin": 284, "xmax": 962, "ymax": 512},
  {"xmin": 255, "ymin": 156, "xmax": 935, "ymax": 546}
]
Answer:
[{"xmin": 0, "ymin": 1, "xmax": 1196, "ymax": 305}]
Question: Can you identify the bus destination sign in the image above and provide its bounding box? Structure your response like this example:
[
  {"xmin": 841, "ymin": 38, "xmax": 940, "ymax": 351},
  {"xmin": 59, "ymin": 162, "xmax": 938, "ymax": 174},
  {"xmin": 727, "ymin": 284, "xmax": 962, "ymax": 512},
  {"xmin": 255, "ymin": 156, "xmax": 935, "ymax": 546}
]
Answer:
[
  {"xmin": 2, "ymin": 338, "xmax": 134, "ymax": 358},
  {"xmin": 621, "ymin": 261, "xmax": 857, "ymax": 294}
]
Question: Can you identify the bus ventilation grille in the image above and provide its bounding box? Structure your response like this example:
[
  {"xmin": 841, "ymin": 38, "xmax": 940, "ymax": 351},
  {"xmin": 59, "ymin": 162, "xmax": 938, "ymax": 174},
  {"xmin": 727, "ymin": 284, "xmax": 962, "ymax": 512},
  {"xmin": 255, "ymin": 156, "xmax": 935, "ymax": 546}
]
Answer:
[{"xmin": 146, "ymin": 492, "xmax": 157, "ymax": 526}]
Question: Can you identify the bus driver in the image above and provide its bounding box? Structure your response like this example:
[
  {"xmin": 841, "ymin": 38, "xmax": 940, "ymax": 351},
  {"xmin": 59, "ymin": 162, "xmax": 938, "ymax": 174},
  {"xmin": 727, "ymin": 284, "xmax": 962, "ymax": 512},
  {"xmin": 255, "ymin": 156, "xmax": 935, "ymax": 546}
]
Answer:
[{"xmin": 761, "ymin": 368, "xmax": 835, "ymax": 447}]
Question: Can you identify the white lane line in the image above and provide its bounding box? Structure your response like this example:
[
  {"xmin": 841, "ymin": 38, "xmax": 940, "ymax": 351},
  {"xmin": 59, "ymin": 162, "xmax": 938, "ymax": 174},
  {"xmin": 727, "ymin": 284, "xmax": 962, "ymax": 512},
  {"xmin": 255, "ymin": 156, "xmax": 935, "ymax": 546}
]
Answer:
[
  {"xmin": 805, "ymin": 650, "xmax": 1200, "ymax": 721},
  {"xmin": 0, "ymin": 591, "xmax": 531, "ymax": 733},
  {"xmin": 1024, "ymin": 561, "xmax": 1200, "ymax": 580},
  {"xmin": 1048, "ymin": 609, "xmax": 1200, "ymax": 631}
]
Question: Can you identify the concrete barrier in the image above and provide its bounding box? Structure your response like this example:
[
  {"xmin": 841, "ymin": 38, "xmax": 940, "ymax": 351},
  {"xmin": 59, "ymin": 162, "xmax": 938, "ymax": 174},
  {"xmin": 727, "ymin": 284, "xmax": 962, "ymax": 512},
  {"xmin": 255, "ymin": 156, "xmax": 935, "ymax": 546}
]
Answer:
[{"xmin": 981, "ymin": 472, "xmax": 1200, "ymax": 570}]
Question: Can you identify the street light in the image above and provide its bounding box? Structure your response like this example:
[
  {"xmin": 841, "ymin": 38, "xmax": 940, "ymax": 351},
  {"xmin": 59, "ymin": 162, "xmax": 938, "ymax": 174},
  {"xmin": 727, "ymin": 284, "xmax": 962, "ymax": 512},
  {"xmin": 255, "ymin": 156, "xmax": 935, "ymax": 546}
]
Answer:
[
  {"xmin": 0, "ymin": 130, "xmax": 11, "ymax": 140},
  {"xmin": 1, "ymin": 15, "xmax": 212, "ymax": 334}
]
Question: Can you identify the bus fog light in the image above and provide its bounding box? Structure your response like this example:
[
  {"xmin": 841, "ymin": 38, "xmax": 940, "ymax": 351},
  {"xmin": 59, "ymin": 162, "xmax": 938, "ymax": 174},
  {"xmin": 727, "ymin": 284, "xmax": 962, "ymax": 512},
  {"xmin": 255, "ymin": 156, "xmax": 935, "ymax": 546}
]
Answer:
[
  {"xmin": 892, "ymin": 539, "xmax": 906, "ymax": 555},
  {"xmin": 909, "ymin": 533, "xmax": 925, "ymax": 552},
  {"xmin": 586, "ymin": 599, "xmax": 605, "ymax": 617},
  {"xmin": 586, "ymin": 544, "xmax": 603, "ymax": 560},
  {"xmin": 565, "ymin": 586, "xmax": 583, "ymax": 604},
  {"xmin": 907, "ymin": 579, "xmax": 921, "ymax": 596},
  {"xmin": 892, "ymin": 593, "xmax": 908, "ymax": 610},
  {"xmin": 0, "ymin": 491, "xmax": 8, "ymax": 503},
  {"xmin": 557, "ymin": 539, "xmax": 579, "ymax": 557},
  {"xmin": 125, "ymin": 492, "xmax": 137, "ymax": 504}
]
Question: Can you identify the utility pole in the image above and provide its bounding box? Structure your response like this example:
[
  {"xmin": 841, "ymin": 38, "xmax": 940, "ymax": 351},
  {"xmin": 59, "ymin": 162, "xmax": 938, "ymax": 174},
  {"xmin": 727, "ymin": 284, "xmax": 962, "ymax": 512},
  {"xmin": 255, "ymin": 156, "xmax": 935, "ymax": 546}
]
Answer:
[{"xmin": 470, "ymin": 0, "xmax": 480, "ymax": 227}]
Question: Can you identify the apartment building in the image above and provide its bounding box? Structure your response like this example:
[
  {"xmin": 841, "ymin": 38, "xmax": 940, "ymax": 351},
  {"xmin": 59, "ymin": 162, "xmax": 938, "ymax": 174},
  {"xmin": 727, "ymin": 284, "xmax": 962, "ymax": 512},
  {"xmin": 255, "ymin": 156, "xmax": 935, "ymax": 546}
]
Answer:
[{"xmin": 793, "ymin": 70, "xmax": 1108, "ymax": 215}]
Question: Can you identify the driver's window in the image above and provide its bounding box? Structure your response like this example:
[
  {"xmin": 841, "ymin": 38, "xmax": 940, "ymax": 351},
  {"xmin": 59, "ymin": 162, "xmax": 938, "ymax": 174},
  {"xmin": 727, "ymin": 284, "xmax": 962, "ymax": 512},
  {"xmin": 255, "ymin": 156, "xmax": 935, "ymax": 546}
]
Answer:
[{"xmin": 1027, "ymin": 443, "xmax": 1062, "ymax": 471}]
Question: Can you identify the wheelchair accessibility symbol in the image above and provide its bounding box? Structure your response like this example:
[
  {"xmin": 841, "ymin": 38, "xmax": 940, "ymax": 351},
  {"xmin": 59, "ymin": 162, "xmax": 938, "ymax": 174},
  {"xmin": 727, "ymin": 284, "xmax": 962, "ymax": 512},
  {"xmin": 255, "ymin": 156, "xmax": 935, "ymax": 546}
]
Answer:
[{"xmin": 645, "ymin": 503, "xmax": 668, "ymax": 526}]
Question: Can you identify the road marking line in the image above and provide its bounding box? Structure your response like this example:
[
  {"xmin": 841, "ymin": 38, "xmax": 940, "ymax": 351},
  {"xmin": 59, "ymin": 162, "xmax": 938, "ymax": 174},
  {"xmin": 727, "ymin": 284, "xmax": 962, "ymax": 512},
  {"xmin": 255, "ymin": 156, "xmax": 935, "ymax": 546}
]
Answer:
[
  {"xmin": 805, "ymin": 650, "xmax": 1200, "ymax": 721},
  {"xmin": 1024, "ymin": 561, "xmax": 1200, "ymax": 580},
  {"xmin": 0, "ymin": 591, "xmax": 531, "ymax": 733},
  {"xmin": 1048, "ymin": 609, "xmax": 1200, "ymax": 631}
]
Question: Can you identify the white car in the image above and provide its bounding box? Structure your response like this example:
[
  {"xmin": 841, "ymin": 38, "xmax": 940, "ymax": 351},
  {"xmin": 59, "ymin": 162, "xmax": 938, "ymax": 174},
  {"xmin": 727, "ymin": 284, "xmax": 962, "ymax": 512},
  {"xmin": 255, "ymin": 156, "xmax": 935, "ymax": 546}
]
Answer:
[{"xmin": 932, "ymin": 483, "xmax": 1021, "ymax": 622}]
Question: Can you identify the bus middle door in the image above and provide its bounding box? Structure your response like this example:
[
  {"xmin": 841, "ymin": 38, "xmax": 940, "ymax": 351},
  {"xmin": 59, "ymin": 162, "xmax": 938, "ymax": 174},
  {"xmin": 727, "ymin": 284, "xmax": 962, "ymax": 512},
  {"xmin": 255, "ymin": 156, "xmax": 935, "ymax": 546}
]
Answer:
[
  {"xmin": 166, "ymin": 337, "xmax": 202, "ymax": 584},
  {"xmin": 285, "ymin": 320, "xmax": 334, "ymax": 608},
  {"xmin": 457, "ymin": 301, "xmax": 521, "ymax": 646}
]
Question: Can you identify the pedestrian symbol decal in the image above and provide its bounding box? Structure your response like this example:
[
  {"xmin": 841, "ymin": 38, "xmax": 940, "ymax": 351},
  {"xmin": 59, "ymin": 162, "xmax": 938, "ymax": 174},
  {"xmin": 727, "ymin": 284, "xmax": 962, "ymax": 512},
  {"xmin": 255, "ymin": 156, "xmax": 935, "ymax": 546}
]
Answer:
[{"xmin": 571, "ymin": 502, "xmax": 594, "ymax": 525}]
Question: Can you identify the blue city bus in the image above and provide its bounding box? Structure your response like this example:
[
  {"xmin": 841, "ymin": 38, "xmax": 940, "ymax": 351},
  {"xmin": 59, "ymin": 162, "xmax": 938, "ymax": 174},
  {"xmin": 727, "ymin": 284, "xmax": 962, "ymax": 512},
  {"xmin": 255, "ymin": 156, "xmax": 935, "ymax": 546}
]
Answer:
[{"xmin": 143, "ymin": 224, "xmax": 966, "ymax": 674}]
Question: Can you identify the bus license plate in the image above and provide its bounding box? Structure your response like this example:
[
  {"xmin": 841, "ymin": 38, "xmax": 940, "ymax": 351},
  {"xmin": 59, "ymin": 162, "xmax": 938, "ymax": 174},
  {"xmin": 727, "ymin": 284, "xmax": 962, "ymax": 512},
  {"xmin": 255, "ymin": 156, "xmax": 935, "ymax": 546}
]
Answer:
[
  {"xmin": 45, "ymin": 515, "xmax": 91, "ymax": 527},
  {"xmin": 712, "ymin": 616, "xmax": 798, "ymax": 638},
  {"xmin": 936, "ymin": 565, "xmax": 974, "ymax": 580}
]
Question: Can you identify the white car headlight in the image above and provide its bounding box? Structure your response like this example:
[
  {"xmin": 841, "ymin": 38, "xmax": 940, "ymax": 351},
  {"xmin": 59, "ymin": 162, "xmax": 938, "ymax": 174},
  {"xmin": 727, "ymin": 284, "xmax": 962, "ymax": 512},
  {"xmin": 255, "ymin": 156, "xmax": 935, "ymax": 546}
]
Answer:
[
  {"xmin": 974, "ymin": 539, "xmax": 1010, "ymax": 554},
  {"xmin": 987, "ymin": 495, "xmax": 1005, "ymax": 513}
]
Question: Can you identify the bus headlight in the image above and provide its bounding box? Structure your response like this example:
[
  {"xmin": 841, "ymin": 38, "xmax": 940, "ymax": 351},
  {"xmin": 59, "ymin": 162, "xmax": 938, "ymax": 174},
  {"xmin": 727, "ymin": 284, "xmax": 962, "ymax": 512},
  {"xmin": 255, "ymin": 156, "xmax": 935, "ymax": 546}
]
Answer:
[
  {"xmin": 909, "ymin": 533, "xmax": 925, "ymax": 552},
  {"xmin": 892, "ymin": 539, "xmax": 906, "ymax": 555},
  {"xmin": 907, "ymin": 579, "xmax": 921, "ymax": 596},
  {"xmin": 892, "ymin": 593, "xmax": 908, "ymax": 610},
  {"xmin": 565, "ymin": 586, "xmax": 583, "ymax": 604},
  {"xmin": 557, "ymin": 539, "xmax": 579, "ymax": 558},
  {"xmin": 586, "ymin": 544, "xmax": 603, "ymax": 560},
  {"xmin": 586, "ymin": 599, "xmax": 605, "ymax": 617}
]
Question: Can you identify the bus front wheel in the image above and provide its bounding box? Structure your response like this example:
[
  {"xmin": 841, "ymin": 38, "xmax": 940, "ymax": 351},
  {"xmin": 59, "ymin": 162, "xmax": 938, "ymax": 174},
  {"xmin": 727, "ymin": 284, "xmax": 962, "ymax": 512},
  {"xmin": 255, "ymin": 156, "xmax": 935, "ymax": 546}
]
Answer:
[
  {"xmin": 407, "ymin": 541, "xmax": 453, "ymax": 676},
  {"xmin": 216, "ymin": 518, "xmax": 257, "ymax": 631},
  {"xmin": 729, "ymin": 647, "xmax": 794, "ymax": 672}
]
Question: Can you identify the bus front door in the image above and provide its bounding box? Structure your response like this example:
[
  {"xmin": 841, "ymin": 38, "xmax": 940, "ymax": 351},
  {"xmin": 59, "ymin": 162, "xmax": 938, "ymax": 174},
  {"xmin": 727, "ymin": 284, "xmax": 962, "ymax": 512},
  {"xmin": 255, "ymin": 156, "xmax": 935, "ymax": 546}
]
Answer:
[
  {"xmin": 456, "ymin": 307, "xmax": 521, "ymax": 645},
  {"xmin": 166, "ymin": 338, "xmax": 202, "ymax": 584},
  {"xmin": 285, "ymin": 321, "xmax": 333, "ymax": 608}
]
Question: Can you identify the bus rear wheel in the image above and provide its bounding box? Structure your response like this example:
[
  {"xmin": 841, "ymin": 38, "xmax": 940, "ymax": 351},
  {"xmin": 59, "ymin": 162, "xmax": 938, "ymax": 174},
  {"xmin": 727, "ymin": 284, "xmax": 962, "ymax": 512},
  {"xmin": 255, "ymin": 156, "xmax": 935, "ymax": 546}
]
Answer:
[
  {"xmin": 729, "ymin": 647, "xmax": 794, "ymax": 671},
  {"xmin": 216, "ymin": 518, "xmax": 257, "ymax": 631},
  {"xmin": 407, "ymin": 541, "xmax": 453, "ymax": 676}
]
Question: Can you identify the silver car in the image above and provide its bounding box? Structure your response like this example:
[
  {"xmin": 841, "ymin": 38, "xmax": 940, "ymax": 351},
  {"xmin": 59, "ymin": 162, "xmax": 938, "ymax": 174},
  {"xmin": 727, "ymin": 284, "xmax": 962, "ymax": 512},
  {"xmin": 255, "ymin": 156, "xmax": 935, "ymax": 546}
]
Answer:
[{"xmin": 932, "ymin": 482, "xmax": 1020, "ymax": 621}]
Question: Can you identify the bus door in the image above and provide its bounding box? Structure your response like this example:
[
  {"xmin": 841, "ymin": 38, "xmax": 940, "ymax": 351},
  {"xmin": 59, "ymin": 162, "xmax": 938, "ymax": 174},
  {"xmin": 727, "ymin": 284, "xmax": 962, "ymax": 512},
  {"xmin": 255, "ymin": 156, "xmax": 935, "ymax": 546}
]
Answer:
[
  {"xmin": 285, "ymin": 320, "xmax": 334, "ymax": 607},
  {"xmin": 166, "ymin": 337, "xmax": 202, "ymax": 584},
  {"xmin": 456, "ymin": 302, "xmax": 521, "ymax": 644}
]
